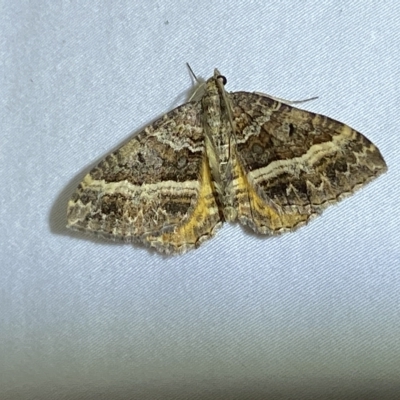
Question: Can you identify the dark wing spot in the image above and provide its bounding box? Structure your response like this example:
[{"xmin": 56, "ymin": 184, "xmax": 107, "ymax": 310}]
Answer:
[
  {"xmin": 251, "ymin": 143, "xmax": 264, "ymax": 155},
  {"xmin": 334, "ymin": 159, "xmax": 348, "ymax": 173},
  {"xmin": 288, "ymin": 123, "xmax": 295, "ymax": 136},
  {"xmin": 177, "ymin": 156, "xmax": 187, "ymax": 169}
]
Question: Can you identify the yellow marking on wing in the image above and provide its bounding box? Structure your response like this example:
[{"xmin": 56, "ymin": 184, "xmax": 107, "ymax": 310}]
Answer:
[
  {"xmin": 146, "ymin": 155, "xmax": 219, "ymax": 248},
  {"xmin": 233, "ymin": 159, "xmax": 309, "ymax": 232}
]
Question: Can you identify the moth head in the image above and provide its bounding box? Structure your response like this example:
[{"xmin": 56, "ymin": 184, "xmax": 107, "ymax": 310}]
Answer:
[{"xmin": 213, "ymin": 68, "xmax": 227, "ymax": 86}]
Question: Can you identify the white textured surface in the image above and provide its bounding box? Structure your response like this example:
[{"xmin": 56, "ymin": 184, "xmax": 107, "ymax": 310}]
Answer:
[{"xmin": 1, "ymin": 1, "xmax": 400, "ymax": 399}]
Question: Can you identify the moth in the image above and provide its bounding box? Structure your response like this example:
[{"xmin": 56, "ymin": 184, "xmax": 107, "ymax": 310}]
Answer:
[{"xmin": 67, "ymin": 69, "xmax": 387, "ymax": 254}]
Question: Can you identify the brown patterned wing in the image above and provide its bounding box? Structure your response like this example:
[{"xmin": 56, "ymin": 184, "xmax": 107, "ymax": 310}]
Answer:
[
  {"xmin": 67, "ymin": 102, "xmax": 222, "ymax": 254},
  {"xmin": 230, "ymin": 91, "xmax": 387, "ymax": 235}
]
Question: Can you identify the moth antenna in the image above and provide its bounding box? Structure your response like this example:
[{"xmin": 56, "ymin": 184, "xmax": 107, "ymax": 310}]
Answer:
[
  {"xmin": 186, "ymin": 63, "xmax": 200, "ymax": 83},
  {"xmin": 186, "ymin": 64, "xmax": 207, "ymax": 102},
  {"xmin": 254, "ymin": 91, "xmax": 319, "ymax": 105}
]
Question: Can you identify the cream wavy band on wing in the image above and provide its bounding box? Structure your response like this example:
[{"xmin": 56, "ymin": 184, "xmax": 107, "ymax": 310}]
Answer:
[
  {"xmin": 80, "ymin": 174, "xmax": 199, "ymax": 198},
  {"xmin": 248, "ymin": 125, "xmax": 354, "ymax": 183}
]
